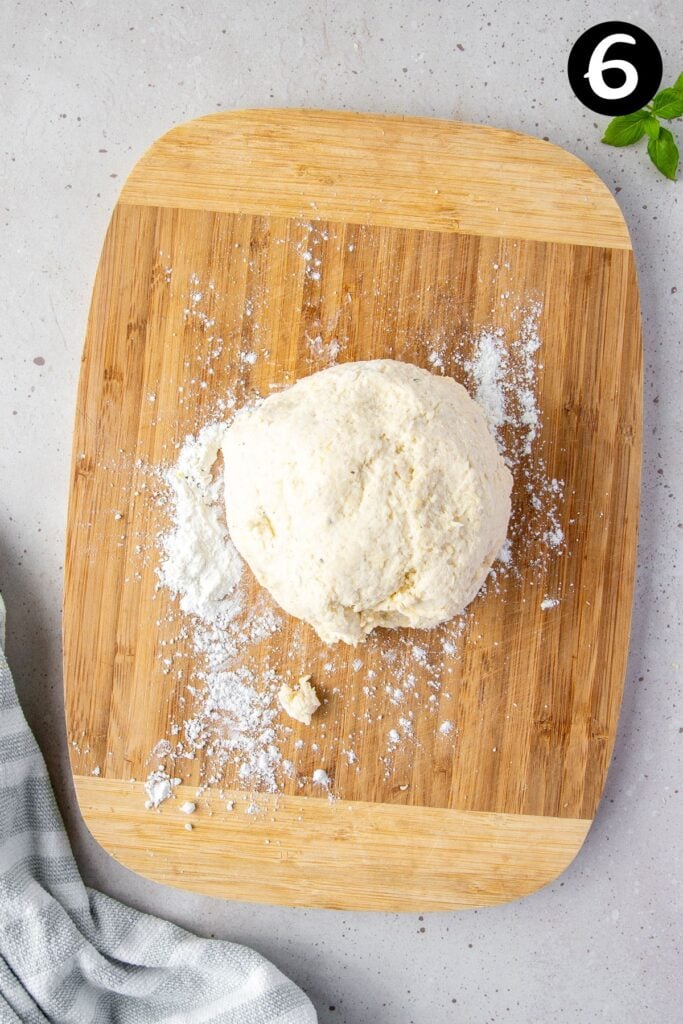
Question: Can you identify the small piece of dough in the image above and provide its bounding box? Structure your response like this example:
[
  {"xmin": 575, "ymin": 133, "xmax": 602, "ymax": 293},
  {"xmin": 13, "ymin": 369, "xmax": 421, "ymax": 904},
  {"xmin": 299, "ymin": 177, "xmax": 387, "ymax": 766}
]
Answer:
[
  {"xmin": 222, "ymin": 359, "xmax": 512, "ymax": 644},
  {"xmin": 278, "ymin": 674, "xmax": 321, "ymax": 725}
]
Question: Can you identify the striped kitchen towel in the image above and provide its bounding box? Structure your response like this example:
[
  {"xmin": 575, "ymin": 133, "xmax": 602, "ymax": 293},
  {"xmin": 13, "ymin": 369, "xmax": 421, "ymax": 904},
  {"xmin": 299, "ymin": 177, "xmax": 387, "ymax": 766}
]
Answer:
[{"xmin": 0, "ymin": 593, "xmax": 317, "ymax": 1023}]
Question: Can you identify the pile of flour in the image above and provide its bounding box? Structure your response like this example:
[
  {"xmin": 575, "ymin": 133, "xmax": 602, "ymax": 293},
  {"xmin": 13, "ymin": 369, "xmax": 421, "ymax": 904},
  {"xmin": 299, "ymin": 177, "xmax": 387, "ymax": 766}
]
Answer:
[{"xmin": 158, "ymin": 423, "xmax": 243, "ymax": 624}]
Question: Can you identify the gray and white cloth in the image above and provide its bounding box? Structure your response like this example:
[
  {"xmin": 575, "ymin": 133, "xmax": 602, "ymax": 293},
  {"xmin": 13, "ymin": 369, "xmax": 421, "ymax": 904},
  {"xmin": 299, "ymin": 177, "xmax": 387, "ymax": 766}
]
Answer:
[{"xmin": 0, "ymin": 594, "xmax": 317, "ymax": 1023}]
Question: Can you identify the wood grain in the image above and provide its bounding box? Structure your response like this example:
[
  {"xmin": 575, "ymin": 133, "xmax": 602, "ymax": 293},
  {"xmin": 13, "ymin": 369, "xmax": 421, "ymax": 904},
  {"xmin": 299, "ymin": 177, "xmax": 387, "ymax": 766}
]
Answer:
[
  {"xmin": 74, "ymin": 776, "xmax": 590, "ymax": 911},
  {"xmin": 64, "ymin": 110, "xmax": 641, "ymax": 910},
  {"xmin": 120, "ymin": 109, "xmax": 631, "ymax": 249}
]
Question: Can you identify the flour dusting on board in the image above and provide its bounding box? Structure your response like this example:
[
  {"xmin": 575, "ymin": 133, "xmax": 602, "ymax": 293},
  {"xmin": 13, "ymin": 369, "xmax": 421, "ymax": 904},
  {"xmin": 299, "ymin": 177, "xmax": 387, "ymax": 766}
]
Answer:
[
  {"xmin": 136, "ymin": 244, "xmax": 566, "ymax": 810},
  {"xmin": 158, "ymin": 422, "xmax": 243, "ymax": 624},
  {"xmin": 462, "ymin": 302, "xmax": 565, "ymax": 569}
]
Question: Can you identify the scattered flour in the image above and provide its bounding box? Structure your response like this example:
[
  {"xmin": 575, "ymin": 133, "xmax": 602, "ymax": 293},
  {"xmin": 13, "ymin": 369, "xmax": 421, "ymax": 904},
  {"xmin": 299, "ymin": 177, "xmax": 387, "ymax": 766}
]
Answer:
[
  {"xmin": 157, "ymin": 422, "xmax": 243, "ymax": 624},
  {"xmin": 465, "ymin": 328, "xmax": 509, "ymax": 440},
  {"xmin": 465, "ymin": 306, "xmax": 542, "ymax": 458},
  {"xmin": 144, "ymin": 769, "xmax": 180, "ymax": 808},
  {"xmin": 137, "ymin": 254, "xmax": 567, "ymax": 811},
  {"xmin": 460, "ymin": 302, "xmax": 565, "ymax": 570}
]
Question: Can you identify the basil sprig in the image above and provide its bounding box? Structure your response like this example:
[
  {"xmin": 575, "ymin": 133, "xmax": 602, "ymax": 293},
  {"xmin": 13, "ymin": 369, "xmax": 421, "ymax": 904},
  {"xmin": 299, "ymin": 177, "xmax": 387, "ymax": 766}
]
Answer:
[{"xmin": 602, "ymin": 72, "xmax": 683, "ymax": 180}]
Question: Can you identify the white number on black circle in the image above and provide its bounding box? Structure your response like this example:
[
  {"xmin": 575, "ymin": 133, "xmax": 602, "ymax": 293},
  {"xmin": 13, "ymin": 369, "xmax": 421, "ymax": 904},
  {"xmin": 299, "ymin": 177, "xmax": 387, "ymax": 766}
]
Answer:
[{"xmin": 583, "ymin": 33, "xmax": 638, "ymax": 100}]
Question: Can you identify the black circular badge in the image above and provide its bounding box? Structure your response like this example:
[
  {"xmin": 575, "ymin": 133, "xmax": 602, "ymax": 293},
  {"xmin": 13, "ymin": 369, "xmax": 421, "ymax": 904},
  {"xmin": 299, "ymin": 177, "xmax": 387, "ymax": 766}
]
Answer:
[{"xmin": 568, "ymin": 22, "xmax": 662, "ymax": 115}]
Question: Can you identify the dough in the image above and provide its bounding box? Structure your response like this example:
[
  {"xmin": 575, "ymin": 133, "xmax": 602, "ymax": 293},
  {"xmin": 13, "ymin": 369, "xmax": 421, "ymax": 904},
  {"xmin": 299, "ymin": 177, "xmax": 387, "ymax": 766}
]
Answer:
[
  {"xmin": 221, "ymin": 359, "xmax": 512, "ymax": 644},
  {"xmin": 278, "ymin": 675, "xmax": 321, "ymax": 725}
]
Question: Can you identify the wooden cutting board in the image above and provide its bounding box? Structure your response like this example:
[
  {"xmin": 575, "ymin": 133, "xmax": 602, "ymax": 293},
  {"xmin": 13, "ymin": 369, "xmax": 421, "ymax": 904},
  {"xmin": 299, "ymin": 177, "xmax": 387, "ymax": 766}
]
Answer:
[{"xmin": 63, "ymin": 109, "xmax": 641, "ymax": 911}]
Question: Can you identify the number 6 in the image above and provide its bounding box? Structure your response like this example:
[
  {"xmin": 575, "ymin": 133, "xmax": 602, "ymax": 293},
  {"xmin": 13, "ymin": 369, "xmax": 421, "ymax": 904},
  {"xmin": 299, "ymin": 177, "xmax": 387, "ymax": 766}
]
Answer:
[{"xmin": 584, "ymin": 33, "xmax": 638, "ymax": 100}]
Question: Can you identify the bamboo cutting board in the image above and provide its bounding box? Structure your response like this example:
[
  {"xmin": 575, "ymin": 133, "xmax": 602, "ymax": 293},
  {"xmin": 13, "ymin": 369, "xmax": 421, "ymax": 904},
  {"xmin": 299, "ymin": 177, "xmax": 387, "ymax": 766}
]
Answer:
[{"xmin": 64, "ymin": 110, "xmax": 641, "ymax": 910}]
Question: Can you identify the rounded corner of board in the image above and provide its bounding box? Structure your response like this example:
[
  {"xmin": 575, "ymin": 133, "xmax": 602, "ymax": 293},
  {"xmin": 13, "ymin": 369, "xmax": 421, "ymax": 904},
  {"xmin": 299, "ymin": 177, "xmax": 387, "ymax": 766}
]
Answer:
[
  {"xmin": 421, "ymin": 814, "xmax": 593, "ymax": 913},
  {"xmin": 494, "ymin": 123, "xmax": 632, "ymax": 250},
  {"xmin": 436, "ymin": 117, "xmax": 634, "ymax": 250},
  {"xmin": 520, "ymin": 822, "xmax": 592, "ymax": 899},
  {"xmin": 117, "ymin": 107, "xmax": 264, "ymax": 192},
  {"xmin": 548, "ymin": 147, "xmax": 633, "ymax": 248}
]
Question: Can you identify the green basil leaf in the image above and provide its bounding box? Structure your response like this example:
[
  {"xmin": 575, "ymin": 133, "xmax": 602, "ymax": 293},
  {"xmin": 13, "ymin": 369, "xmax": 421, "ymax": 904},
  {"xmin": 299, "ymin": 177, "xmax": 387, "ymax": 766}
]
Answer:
[
  {"xmin": 602, "ymin": 111, "xmax": 649, "ymax": 147},
  {"xmin": 652, "ymin": 88, "xmax": 683, "ymax": 119},
  {"xmin": 643, "ymin": 116, "xmax": 661, "ymax": 140},
  {"xmin": 673, "ymin": 72, "xmax": 683, "ymax": 94},
  {"xmin": 647, "ymin": 127, "xmax": 679, "ymax": 180}
]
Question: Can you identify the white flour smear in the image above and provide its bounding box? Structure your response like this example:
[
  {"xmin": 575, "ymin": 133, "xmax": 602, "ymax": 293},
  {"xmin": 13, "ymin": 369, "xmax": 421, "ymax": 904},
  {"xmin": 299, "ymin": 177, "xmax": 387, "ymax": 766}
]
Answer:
[
  {"xmin": 465, "ymin": 308, "xmax": 541, "ymax": 457},
  {"xmin": 156, "ymin": 413, "xmax": 287, "ymax": 793},
  {"xmin": 141, "ymin": 253, "xmax": 566, "ymax": 808},
  {"xmin": 158, "ymin": 422, "xmax": 243, "ymax": 625},
  {"xmin": 462, "ymin": 301, "xmax": 565, "ymax": 570}
]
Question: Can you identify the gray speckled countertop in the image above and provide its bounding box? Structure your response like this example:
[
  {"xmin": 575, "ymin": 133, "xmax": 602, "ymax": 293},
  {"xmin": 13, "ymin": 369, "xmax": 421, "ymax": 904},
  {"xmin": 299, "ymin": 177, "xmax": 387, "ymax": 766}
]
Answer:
[{"xmin": 1, "ymin": 2, "xmax": 681, "ymax": 1021}]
